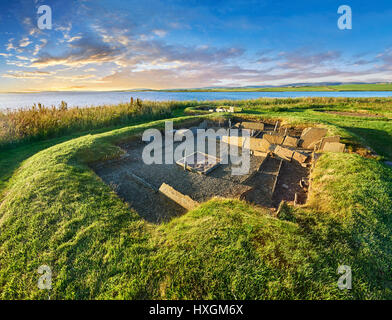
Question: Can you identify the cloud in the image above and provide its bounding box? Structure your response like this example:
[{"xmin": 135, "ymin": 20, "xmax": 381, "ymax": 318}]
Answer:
[
  {"xmin": 6, "ymin": 36, "xmax": 32, "ymax": 52},
  {"xmin": 30, "ymin": 24, "xmax": 245, "ymax": 75},
  {"xmin": 3, "ymin": 0, "xmax": 392, "ymax": 91},
  {"xmin": 152, "ymin": 29, "xmax": 167, "ymax": 37},
  {"xmin": 32, "ymin": 34, "xmax": 119, "ymax": 67},
  {"xmin": 67, "ymin": 36, "xmax": 82, "ymax": 43},
  {"xmin": 6, "ymin": 60, "xmax": 30, "ymax": 67},
  {"xmin": 19, "ymin": 37, "xmax": 31, "ymax": 48},
  {"xmin": 33, "ymin": 39, "xmax": 48, "ymax": 56},
  {"xmin": 277, "ymin": 50, "xmax": 342, "ymax": 70},
  {"xmin": 29, "ymin": 27, "xmax": 40, "ymax": 36},
  {"xmin": 95, "ymin": 46, "xmax": 389, "ymax": 89},
  {"xmin": 2, "ymin": 70, "xmax": 52, "ymax": 79},
  {"xmin": 352, "ymin": 59, "xmax": 375, "ymax": 66},
  {"xmin": 6, "ymin": 39, "xmax": 16, "ymax": 51},
  {"xmin": 16, "ymin": 55, "xmax": 30, "ymax": 61},
  {"xmin": 376, "ymin": 48, "xmax": 392, "ymax": 70},
  {"xmin": 1, "ymin": 70, "xmax": 97, "ymax": 82}
]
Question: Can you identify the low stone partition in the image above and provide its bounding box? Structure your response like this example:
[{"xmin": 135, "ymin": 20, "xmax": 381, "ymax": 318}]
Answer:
[
  {"xmin": 263, "ymin": 133, "xmax": 285, "ymax": 145},
  {"xmin": 317, "ymin": 136, "xmax": 341, "ymax": 150},
  {"xmin": 282, "ymin": 136, "xmax": 299, "ymax": 147},
  {"xmin": 322, "ymin": 142, "xmax": 346, "ymax": 152},
  {"xmin": 273, "ymin": 145, "xmax": 294, "ymax": 161},
  {"xmin": 159, "ymin": 183, "xmax": 199, "ymax": 211},
  {"xmin": 300, "ymin": 128, "xmax": 328, "ymax": 149},
  {"xmin": 241, "ymin": 122, "xmax": 265, "ymax": 131},
  {"xmin": 222, "ymin": 135, "xmax": 275, "ymax": 153},
  {"xmin": 300, "ymin": 128, "xmax": 346, "ymax": 153}
]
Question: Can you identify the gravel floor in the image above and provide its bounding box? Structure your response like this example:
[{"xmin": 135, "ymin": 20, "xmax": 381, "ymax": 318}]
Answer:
[
  {"xmin": 91, "ymin": 122, "xmax": 310, "ymax": 222},
  {"xmin": 92, "ymin": 137, "xmax": 265, "ymax": 222}
]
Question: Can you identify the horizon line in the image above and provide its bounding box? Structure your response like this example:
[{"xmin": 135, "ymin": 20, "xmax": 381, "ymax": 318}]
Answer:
[{"xmin": 1, "ymin": 81, "xmax": 391, "ymax": 94}]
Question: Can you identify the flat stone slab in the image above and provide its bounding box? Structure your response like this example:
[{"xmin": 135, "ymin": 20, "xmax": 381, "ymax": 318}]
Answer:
[
  {"xmin": 322, "ymin": 142, "xmax": 345, "ymax": 153},
  {"xmin": 263, "ymin": 133, "xmax": 285, "ymax": 145},
  {"xmin": 273, "ymin": 145, "xmax": 294, "ymax": 161},
  {"xmin": 159, "ymin": 183, "xmax": 199, "ymax": 211},
  {"xmin": 283, "ymin": 136, "xmax": 299, "ymax": 147},
  {"xmin": 301, "ymin": 127, "xmax": 328, "ymax": 149},
  {"xmin": 293, "ymin": 151, "xmax": 309, "ymax": 163}
]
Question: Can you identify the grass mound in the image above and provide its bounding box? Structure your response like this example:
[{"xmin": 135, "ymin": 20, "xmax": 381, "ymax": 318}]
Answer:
[
  {"xmin": 1, "ymin": 115, "xmax": 392, "ymax": 299},
  {"xmin": 306, "ymin": 153, "xmax": 392, "ymax": 298}
]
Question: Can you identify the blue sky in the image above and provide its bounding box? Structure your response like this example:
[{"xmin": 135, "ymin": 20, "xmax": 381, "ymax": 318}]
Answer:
[{"xmin": 0, "ymin": 0, "xmax": 391, "ymax": 91}]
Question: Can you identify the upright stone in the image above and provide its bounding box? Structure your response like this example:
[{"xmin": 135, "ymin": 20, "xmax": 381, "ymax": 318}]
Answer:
[
  {"xmin": 293, "ymin": 151, "xmax": 309, "ymax": 163},
  {"xmin": 283, "ymin": 136, "xmax": 299, "ymax": 147},
  {"xmin": 251, "ymin": 138, "xmax": 272, "ymax": 152},
  {"xmin": 159, "ymin": 183, "xmax": 199, "ymax": 210},
  {"xmin": 263, "ymin": 133, "xmax": 285, "ymax": 145},
  {"xmin": 241, "ymin": 122, "xmax": 264, "ymax": 131},
  {"xmin": 319, "ymin": 136, "xmax": 340, "ymax": 150},
  {"xmin": 300, "ymin": 127, "xmax": 328, "ymax": 149},
  {"xmin": 322, "ymin": 142, "xmax": 345, "ymax": 153},
  {"xmin": 273, "ymin": 145, "xmax": 294, "ymax": 161}
]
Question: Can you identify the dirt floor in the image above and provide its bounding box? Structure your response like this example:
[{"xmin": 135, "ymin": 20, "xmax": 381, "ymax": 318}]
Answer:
[
  {"xmin": 91, "ymin": 119, "xmax": 311, "ymax": 222},
  {"xmin": 272, "ymin": 160, "xmax": 310, "ymax": 207},
  {"xmin": 240, "ymin": 156, "xmax": 281, "ymax": 208}
]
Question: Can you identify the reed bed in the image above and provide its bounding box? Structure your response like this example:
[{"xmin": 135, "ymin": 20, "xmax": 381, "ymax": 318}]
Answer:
[{"xmin": 0, "ymin": 99, "xmax": 196, "ymax": 147}]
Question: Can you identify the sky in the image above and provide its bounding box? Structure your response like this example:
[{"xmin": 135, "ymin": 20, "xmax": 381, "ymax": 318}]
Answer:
[{"xmin": 0, "ymin": 0, "xmax": 391, "ymax": 92}]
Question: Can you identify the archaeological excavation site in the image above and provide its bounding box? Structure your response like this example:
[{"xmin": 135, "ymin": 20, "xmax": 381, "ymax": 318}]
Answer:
[{"xmin": 92, "ymin": 118, "xmax": 346, "ymax": 223}]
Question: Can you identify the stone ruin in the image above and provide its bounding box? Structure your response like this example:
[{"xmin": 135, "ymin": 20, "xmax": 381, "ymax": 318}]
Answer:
[
  {"xmin": 222, "ymin": 121, "xmax": 346, "ymax": 165},
  {"xmin": 92, "ymin": 118, "xmax": 347, "ymax": 222},
  {"xmin": 162, "ymin": 120, "xmax": 346, "ymax": 213}
]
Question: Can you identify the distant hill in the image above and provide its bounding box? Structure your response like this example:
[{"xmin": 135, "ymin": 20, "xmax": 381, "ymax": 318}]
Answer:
[{"xmin": 154, "ymin": 82, "xmax": 392, "ymax": 92}]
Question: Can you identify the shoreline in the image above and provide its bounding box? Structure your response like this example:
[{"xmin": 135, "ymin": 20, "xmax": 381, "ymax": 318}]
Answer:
[{"xmin": 2, "ymin": 83, "xmax": 392, "ymax": 94}]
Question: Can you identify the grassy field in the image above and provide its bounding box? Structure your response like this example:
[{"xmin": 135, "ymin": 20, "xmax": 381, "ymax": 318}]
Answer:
[
  {"xmin": 0, "ymin": 98, "xmax": 391, "ymax": 299},
  {"xmin": 161, "ymin": 83, "xmax": 392, "ymax": 92}
]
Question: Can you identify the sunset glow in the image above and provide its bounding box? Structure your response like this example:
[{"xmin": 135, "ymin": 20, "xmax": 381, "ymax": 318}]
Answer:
[{"xmin": 1, "ymin": 0, "xmax": 392, "ymax": 92}]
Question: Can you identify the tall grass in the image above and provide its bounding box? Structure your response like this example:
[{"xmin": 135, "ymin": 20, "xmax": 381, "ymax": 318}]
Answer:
[{"xmin": 0, "ymin": 99, "xmax": 196, "ymax": 148}]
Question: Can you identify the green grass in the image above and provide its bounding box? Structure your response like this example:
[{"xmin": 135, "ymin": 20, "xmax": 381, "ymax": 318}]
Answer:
[{"xmin": 0, "ymin": 98, "xmax": 392, "ymax": 299}]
